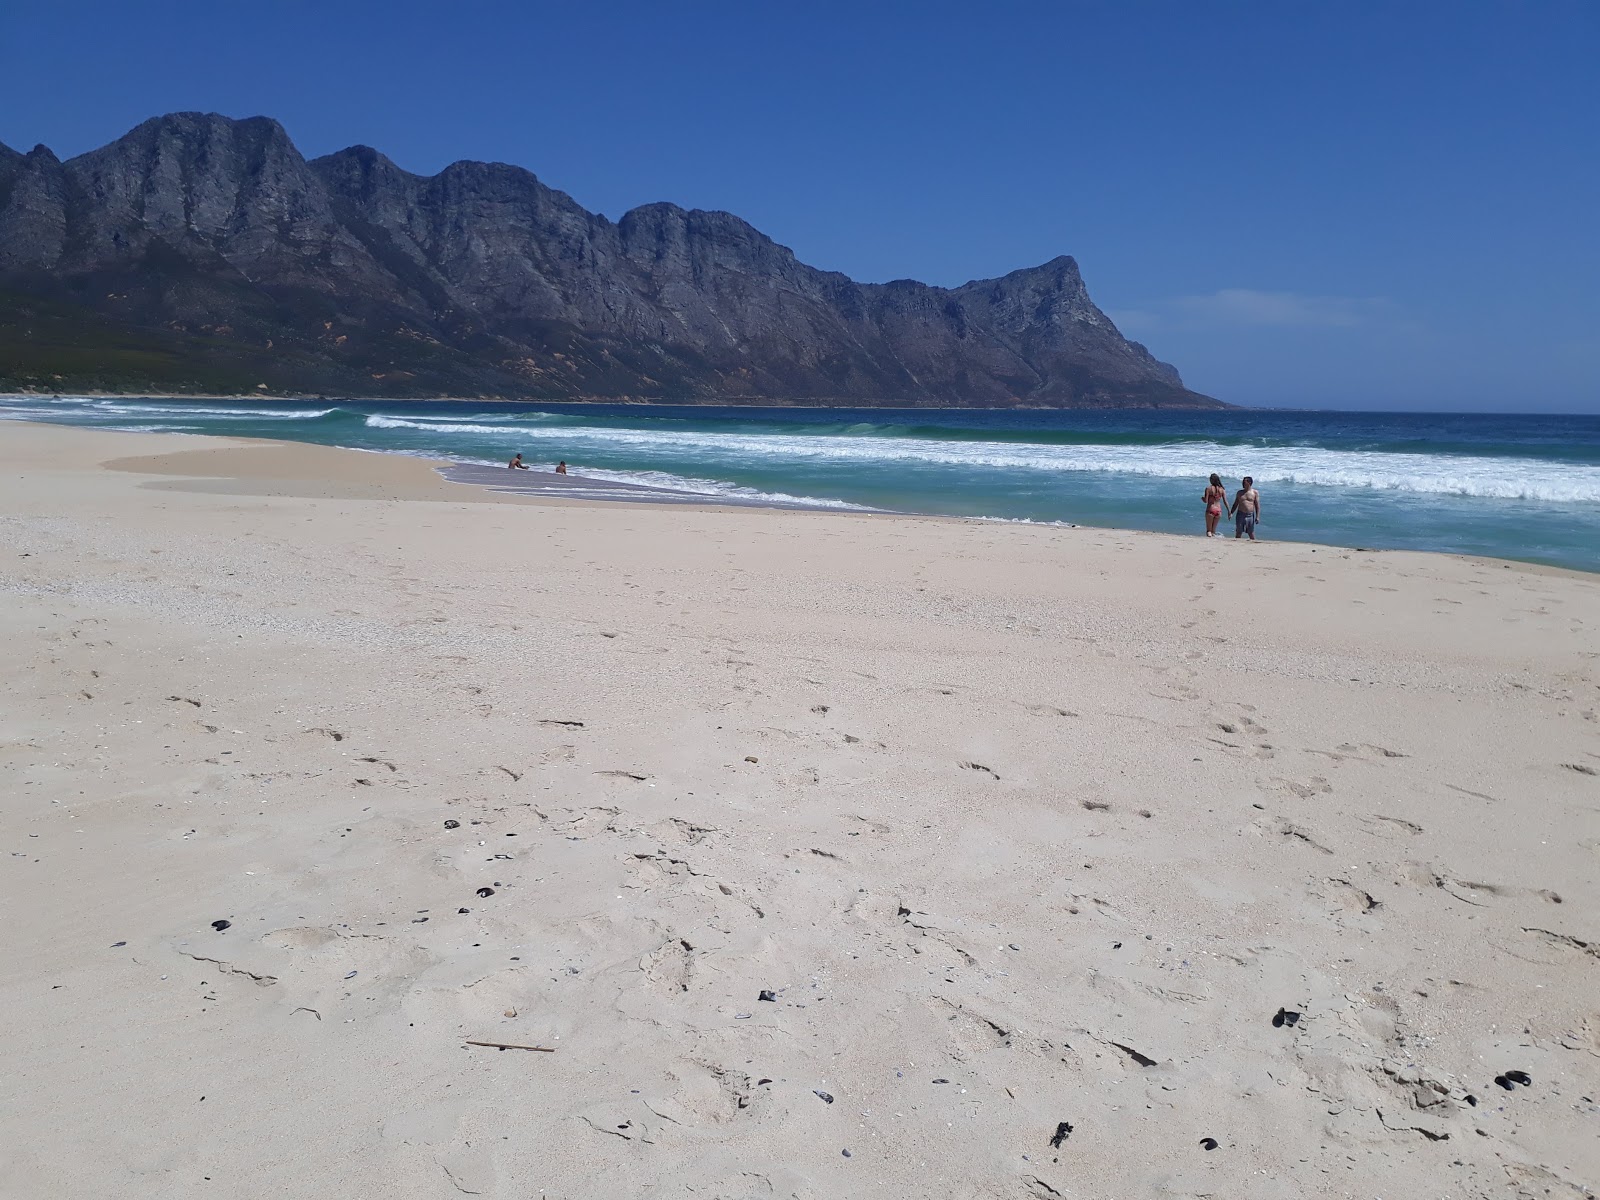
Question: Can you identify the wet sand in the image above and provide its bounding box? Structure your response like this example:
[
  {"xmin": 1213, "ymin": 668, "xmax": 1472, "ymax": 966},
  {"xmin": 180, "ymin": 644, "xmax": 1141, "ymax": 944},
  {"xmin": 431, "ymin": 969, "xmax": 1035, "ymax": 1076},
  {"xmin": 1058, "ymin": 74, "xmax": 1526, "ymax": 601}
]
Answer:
[
  {"xmin": 2, "ymin": 423, "xmax": 1597, "ymax": 1199},
  {"xmin": 438, "ymin": 462, "xmax": 885, "ymax": 509}
]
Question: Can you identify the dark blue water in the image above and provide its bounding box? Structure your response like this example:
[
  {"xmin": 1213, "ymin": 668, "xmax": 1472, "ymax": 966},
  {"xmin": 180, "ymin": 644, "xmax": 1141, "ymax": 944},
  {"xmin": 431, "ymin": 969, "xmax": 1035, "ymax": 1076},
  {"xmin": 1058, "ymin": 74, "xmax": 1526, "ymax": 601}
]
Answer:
[{"xmin": 5, "ymin": 397, "xmax": 1598, "ymax": 571}]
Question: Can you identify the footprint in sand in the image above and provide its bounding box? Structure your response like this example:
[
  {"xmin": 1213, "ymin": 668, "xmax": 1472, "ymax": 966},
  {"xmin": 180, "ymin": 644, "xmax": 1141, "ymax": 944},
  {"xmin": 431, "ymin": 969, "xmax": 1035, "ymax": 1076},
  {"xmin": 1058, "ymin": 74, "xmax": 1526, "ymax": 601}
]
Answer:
[
  {"xmin": 1559, "ymin": 1012, "xmax": 1600, "ymax": 1055},
  {"xmin": 1211, "ymin": 715, "xmax": 1275, "ymax": 759},
  {"xmin": 1395, "ymin": 861, "xmax": 1447, "ymax": 892},
  {"xmin": 1488, "ymin": 927, "xmax": 1600, "ymax": 968},
  {"xmin": 1161, "ymin": 685, "xmax": 1202, "ymax": 702},
  {"xmin": 1256, "ymin": 817, "xmax": 1334, "ymax": 854},
  {"xmin": 1269, "ymin": 776, "xmax": 1332, "ymax": 800},
  {"xmin": 927, "ymin": 996, "xmax": 1015, "ymax": 1052},
  {"xmin": 1440, "ymin": 879, "xmax": 1564, "ymax": 907},
  {"xmin": 1324, "ymin": 877, "xmax": 1383, "ymax": 913},
  {"xmin": 628, "ymin": 851, "xmax": 708, "ymax": 888},
  {"xmin": 845, "ymin": 814, "xmax": 890, "ymax": 835},
  {"xmin": 1356, "ymin": 814, "xmax": 1424, "ymax": 838},
  {"xmin": 657, "ymin": 816, "xmax": 719, "ymax": 846},
  {"xmin": 551, "ymin": 806, "xmax": 624, "ymax": 837},
  {"xmin": 1390, "ymin": 863, "xmax": 1563, "ymax": 909},
  {"xmin": 1020, "ymin": 702, "xmax": 1079, "ymax": 717},
  {"xmin": 639, "ymin": 935, "xmax": 697, "ymax": 993},
  {"xmin": 1310, "ymin": 742, "xmax": 1409, "ymax": 762},
  {"xmin": 260, "ymin": 925, "xmax": 432, "ymax": 991}
]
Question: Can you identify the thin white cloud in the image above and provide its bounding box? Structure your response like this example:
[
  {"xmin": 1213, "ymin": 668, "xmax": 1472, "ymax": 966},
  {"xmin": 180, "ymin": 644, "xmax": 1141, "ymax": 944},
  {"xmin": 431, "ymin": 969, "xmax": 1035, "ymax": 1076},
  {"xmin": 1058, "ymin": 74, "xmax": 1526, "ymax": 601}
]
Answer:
[{"xmin": 1111, "ymin": 289, "xmax": 1398, "ymax": 332}]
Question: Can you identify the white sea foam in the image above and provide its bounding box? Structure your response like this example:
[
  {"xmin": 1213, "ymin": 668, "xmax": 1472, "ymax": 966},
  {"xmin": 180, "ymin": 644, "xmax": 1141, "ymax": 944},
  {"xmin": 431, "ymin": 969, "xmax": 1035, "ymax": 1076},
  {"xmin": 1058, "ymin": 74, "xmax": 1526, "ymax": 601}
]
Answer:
[
  {"xmin": 0, "ymin": 404, "xmax": 213, "ymax": 432},
  {"xmin": 571, "ymin": 466, "xmax": 877, "ymax": 511},
  {"xmin": 366, "ymin": 416, "xmax": 1600, "ymax": 504},
  {"xmin": 0, "ymin": 396, "xmax": 102, "ymax": 407},
  {"xmin": 365, "ymin": 414, "xmax": 515, "ymax": 434},
  {"xmin": 371, "ymin": 445, "xmax": 876, "ymax": 511},
  {"xmin": 0, "ymin": 399, "xmax": 335, "ymax": 420},
  {"xmin": 364, "ymin": 412, "xmax": 562, "ymax": 430},
  {"xmin": 7, "ymin": 399, "xmax": 1595, "ymax": 505},
  {"xmin": 91, "ymin": 403, "xmax": 336, "ymax": 419}
]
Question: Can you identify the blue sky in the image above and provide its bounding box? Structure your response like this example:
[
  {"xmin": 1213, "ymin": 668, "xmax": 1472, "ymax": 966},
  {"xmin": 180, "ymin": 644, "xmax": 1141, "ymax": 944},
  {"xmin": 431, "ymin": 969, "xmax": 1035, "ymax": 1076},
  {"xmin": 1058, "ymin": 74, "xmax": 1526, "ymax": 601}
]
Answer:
[{"xmin": 2, "ymin": 0, "xmax": 1596, "ymax": 411}]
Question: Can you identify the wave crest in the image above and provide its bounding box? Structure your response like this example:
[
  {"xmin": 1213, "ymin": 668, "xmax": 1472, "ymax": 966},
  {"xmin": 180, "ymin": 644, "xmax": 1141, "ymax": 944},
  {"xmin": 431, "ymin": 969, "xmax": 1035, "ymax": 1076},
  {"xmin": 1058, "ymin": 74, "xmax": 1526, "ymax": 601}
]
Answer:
[
  {"xmin": 94, "ymin": 403, "xmax": 337, "ymax": 419},
  {"xmin": 6, "ymin": 399, "xmax": 1596, "ymax": 505},
  {"xmin": 373, "ymin": 420, "xmax": 1600, "ymax": 503}
]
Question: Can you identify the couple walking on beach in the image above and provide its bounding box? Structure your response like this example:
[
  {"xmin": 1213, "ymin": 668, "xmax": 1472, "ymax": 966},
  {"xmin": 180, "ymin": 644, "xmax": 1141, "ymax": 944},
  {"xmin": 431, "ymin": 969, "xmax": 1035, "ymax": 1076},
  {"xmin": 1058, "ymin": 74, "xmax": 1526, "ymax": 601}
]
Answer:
[{"xmin": 1203, "ymin": 474, "xmax": 1262, "ymax": 539}]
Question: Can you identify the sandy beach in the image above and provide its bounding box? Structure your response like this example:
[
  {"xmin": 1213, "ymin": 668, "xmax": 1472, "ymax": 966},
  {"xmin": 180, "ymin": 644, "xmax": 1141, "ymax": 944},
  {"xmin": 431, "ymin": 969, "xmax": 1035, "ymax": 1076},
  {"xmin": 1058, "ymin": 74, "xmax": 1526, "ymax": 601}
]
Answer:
[{"xmin": 2, "ymin": 421, "xmax": 1596, "ymax": 1199}]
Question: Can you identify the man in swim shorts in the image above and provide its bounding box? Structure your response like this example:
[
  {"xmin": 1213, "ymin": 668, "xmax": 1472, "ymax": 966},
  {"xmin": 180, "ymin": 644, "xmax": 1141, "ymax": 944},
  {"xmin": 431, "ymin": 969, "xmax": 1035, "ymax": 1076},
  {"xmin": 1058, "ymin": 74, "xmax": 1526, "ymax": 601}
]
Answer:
[{"xmin": 1230, "ymin": 476, "xmax": 1261, "ymax": 540}]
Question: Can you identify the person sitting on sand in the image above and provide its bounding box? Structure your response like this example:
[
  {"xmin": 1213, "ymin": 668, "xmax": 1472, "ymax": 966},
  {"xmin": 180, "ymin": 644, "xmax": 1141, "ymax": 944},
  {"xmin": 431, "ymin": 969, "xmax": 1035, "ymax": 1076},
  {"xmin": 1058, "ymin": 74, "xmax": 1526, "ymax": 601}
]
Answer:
[
  {"xmin": 1202, "ymin": 473, "xmax": 1227, "ymax": 538},
  {"xmin": 508, "ymin": 453, "xmax": 529, "ymax": 470},
  {"xmin": 1229, "ymin": 476, "xmax": 1261, "ymax": 540},
  {"xmin": 555, "ymin": 461, "xmax": 568, "ymax": 475}
]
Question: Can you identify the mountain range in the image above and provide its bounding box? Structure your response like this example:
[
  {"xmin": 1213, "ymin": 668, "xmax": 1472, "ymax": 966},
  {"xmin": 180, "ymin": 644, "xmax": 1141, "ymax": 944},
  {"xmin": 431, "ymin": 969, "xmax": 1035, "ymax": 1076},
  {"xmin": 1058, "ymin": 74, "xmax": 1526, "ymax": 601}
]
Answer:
[{"xmin": 0, "ymin": 113, "xmax": 1218, "ymax": 407}]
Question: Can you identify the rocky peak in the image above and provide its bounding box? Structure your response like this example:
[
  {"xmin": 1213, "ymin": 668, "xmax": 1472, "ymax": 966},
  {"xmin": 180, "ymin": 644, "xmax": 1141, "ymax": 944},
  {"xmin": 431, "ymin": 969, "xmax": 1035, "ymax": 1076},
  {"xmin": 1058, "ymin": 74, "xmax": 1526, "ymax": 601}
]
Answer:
[
  {"xmin": 311, "ymin": 144, "xmax": 425, "ymax": 240},
  {"xmin": 956, "ymin": 255, "xmax": 1100, "ymax": 330},
  {"xmin": 311, "ymin": 144, "xmax": 416, "ymax": 195},
  {"xmin": 0, "ymin": 142, "xmax": 26, "ymax": 202},
  {"xmin": 0, "ymin": 141, "xmax": 68, "ymax": 271},
  {"xmin": 59, "ymin": 112, "xmax": 381, "ymax": 290}
]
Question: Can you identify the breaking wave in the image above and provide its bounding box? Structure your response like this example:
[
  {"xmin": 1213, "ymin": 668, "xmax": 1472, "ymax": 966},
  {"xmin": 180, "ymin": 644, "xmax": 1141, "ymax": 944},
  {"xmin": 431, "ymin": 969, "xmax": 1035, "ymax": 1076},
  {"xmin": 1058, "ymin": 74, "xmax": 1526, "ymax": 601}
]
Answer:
[
  {"xmin": 4, "ymin": 397, "xmax": 1597, "ymax": 507},
  {"xmin": 86, "ymin": 402, "xmax": 338, "ymax": 419},
  {"xmin": 364, "ymin": 414, "xmax": 1600, "ymax": 502},
  {"xmin": 364, "ymin": 412, "xmax": 563, "ymax": 431},
  {"xmin": 573, "ymin": 466, "xmax": 877, "ymax": 511}
]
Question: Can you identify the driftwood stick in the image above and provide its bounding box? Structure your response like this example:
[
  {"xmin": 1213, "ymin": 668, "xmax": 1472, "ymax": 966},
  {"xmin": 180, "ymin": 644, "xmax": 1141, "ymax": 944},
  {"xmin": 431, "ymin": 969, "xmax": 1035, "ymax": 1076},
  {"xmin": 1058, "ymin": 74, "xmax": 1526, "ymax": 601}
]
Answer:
[{"xmin": 465, "ymin": 1038, "xmax": 556, "ymax": 1052}]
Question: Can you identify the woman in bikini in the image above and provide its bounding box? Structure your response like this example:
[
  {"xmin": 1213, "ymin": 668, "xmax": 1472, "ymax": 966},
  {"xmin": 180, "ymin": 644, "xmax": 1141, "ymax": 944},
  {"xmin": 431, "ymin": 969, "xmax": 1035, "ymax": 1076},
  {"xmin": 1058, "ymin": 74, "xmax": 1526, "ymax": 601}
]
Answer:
[{"xmin": 1202, "ymin": 473, "xmax": 1227, "ymax": 537}]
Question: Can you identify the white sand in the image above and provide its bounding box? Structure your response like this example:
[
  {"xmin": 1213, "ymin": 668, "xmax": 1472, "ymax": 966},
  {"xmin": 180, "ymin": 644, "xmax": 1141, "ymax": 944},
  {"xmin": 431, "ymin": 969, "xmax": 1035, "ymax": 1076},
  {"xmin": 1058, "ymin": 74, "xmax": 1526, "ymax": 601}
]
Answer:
[{"xmin": 1, "ymin": 423, "xmax": 1596, "ymax": 1199}]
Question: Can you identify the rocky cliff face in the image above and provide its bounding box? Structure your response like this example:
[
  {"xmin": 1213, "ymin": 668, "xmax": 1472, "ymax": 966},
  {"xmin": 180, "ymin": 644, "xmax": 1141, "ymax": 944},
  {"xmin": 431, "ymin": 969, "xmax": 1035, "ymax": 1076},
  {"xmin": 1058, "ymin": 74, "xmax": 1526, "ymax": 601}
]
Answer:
[{"xmin": 0, "ymin": 113, "xmax": 1218, "ymax": 406}]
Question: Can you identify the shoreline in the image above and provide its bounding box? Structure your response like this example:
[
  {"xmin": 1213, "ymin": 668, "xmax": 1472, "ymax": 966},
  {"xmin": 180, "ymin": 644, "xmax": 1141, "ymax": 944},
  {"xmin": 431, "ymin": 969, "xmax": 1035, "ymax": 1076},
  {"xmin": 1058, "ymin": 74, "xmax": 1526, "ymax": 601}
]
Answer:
[
  {"xmin": 3, "ymin": 420, "xmax": 1597, "ymax": 1197},
  {"xmin": 14, "ymin": 417, "xmax": 1595, "ymax": 579},
  {"xmin": 435, "ymin": 461, "xmax": 890, "ymax": 512}
]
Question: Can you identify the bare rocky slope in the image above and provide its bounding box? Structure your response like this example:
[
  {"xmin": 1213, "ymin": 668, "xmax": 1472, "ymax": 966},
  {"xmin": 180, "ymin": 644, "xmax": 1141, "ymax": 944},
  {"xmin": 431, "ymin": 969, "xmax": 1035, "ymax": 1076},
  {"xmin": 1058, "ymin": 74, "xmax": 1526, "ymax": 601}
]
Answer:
[{"xmin": 0, "ymin": 113, "xmax": 1219, "ymax": 406}]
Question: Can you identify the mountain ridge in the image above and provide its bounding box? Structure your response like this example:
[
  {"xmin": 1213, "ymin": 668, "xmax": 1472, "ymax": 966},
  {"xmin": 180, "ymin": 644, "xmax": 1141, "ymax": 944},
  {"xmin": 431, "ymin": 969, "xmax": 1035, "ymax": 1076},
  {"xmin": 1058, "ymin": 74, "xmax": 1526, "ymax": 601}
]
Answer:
[{"xmin": 0, "ymin": 112, "xmax": 1221, "ymax": 407}]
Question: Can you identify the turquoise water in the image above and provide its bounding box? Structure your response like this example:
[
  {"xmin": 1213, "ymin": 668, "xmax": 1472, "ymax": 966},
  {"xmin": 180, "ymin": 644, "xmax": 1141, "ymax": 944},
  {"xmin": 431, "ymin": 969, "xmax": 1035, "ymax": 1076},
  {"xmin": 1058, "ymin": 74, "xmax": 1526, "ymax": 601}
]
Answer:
[{"xmin": 4, "ymin": 396, "xmax": 1599, "ymax": 572}]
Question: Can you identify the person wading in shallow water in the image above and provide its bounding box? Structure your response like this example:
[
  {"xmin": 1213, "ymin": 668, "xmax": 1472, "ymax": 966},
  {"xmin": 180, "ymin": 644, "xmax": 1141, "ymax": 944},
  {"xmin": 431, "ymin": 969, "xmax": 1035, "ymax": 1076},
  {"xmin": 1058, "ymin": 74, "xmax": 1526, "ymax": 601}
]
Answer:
[
  {"xmin": 1230, "ymin": 476, "xmax": 1262, "ymax": 540},
  {"xmin": 508, "ymin": 453, "xmax": 529, "ymax": 470},
  {"xmin": 555, "ymin": 461, "xmax": 568, "ymax": 474},
  {"xmin": 1202, "ymin": 473, "xmax": 1227, "ymax": 537}
]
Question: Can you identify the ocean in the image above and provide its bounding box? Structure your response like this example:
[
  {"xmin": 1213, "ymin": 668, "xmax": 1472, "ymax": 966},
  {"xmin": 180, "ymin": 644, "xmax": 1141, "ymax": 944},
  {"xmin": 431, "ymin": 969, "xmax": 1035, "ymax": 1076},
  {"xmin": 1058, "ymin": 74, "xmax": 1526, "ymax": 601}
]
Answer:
[{"xmin": 4, "ymin": 396, "xmax": 1599, "ymax": 573}]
